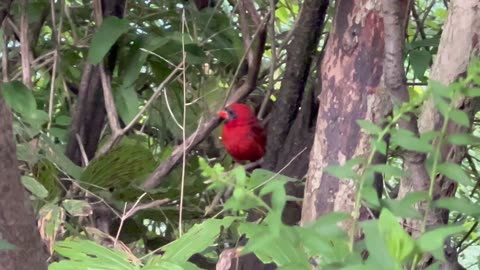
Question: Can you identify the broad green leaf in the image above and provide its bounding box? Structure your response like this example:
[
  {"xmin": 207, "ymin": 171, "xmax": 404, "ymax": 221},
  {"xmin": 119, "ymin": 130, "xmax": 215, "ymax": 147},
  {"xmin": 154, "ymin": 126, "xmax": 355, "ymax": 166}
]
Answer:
[
  {"xmin": 361, "ymin": 220, "xmax": 400, "ymax": 270},
  {"xmin": 143, "ymin": 261, "xmax": 201, "ymax": 270},
  {"xmin": 409, "ymin": 49, "xmax": 431, "ymax": 81},
  {"xmin": 249, "ymin": 169, "xmax": 295, "ymax": 189},
  {"xmin": 87, "ymin": 17, "xmax": 130, "ymax": 64},
  {"xmin": 447, "ymin": 133, "xmax": 480, "ymax": 145},
  {"xmin": 391, "ymin": 130, "xmax": 433, "ymax": 153},
  {"xmin": 114, "ymin": 85, "xmax": 140, "ymax": 123},
  {"xmin": 370, "ymin": 164, "xmax": 406, "ymax": 177},
  {"xmin": 383, "ymin": 192, "xmax": 427, "ymax": 219},
  {"xmin": 434, "ymin": 197, "xmax": 480, "ymax": 217},
  {"xmin": 240, "ymin": 223, "xmax": 310, "ymax": 268},
  {"xmin": 462, "ymin": 87, "xmax": 480, "ymax": 97},
  {"xmin": 62, "ymin": 200, "xmax": 93, "ymax": 217},
  {"xmin": 371, "ymin": 138, "xmax": 387, "ymax": 155},
  {"xmin": 21, "ymin": 176, "xmax": 48, "ymax": 199},
  {"xmin": 356, "ymin": 120, "xmax": 382, "ymax": 135},
  {"xmin": 448, "ymin": 109, "xmax": 470, "ymax": 127},
  {"xmin": 1, "ymin": 81, "xmax": 36, "ymax": 117},
  {"xmin": 417, "ymin": 225, "xmax": 464, "ymax": 253},
  {"xmin": 159, "ymin": 217, "xmax": 236, "ymax": 263},
  {"xmin": 429, "ymin": 81, "xmax": 452, "ymax": 98},
  {"xmin": 362, "ymin": 186, "xmax": 380, "ymax": 208},
  {"xmin": 378, "ymin": 209, "xmax": 416, "ymax": 263},
  {"xmin": 299, "ymin": 212, "xmax": 351, "ymax": 264},
  {"xmin": 437, "ymin": 163, "xmax": 472, "ymax": 186},
  {"xmin": 0, "ymin": 239, "xmax": 15, "ymax": 251},
  {"xmin": 40, "ymin": 134, "xmax": 82, "ymax": 180},
  {"xmin": 51, "ymin": 240, "xmax": 136, "ymax": 270},
  {"xmin": 54, "ymin": 115, "xmax": 71, "ymax": 126}
]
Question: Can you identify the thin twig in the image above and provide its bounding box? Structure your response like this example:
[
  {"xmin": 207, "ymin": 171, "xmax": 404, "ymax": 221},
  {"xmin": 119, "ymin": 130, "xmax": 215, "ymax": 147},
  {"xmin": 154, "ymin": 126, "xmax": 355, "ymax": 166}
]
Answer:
[
  {"xmin": 19, "ymin": 0, "xmax": 32, "ymax": 88},
  {"xmin": 178, "ymin": 8, "xmax": 188, "ymax": 236},
  {"xmin": 96, "ymin": 62, "xmax": 184, "ymax": 157},
  {"xmin": 99, "ymin": 64, "xmax": 122, "ymax": 135},
  {"xmin": 75, "ymin": 134, "xmax": 89, "ymax": 166}
]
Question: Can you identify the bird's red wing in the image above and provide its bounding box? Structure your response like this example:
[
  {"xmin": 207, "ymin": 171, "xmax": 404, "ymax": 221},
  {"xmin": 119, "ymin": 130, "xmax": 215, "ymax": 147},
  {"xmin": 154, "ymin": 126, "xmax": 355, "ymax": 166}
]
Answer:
[
  {"xmin": 251, "ymin": 123, "xmax": 266, "ymax": 149},
  {"xmin": 248, "ymin": 123, "xmax": 266, "ymax": 159}
]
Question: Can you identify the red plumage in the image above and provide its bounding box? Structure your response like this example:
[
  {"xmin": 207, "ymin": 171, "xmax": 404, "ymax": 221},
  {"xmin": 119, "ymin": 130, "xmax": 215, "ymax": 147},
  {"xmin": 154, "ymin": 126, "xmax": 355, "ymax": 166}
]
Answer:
[{"xmin": 217, "ymin": 103, "xmax": 266, "ymax": 162}]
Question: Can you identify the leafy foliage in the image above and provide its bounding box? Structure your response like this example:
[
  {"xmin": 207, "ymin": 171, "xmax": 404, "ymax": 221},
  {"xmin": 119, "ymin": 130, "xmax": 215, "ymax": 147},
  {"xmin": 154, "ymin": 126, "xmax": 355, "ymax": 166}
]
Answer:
[{"xmin": 1, "ymin": 0, "xmax": 480, "ymax": 269}]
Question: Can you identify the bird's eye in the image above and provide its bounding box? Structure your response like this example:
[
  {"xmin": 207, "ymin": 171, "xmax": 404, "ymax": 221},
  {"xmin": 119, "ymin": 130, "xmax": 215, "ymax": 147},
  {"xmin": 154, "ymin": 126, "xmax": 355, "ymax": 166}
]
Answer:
[{"xmin": 226, "ymin": 108, "xmax": 237, "ymax": 121}]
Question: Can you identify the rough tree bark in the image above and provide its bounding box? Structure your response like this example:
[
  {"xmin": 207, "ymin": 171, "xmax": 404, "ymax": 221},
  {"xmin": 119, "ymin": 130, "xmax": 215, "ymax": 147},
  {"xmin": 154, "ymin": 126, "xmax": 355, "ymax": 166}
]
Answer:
[
  {"xmin": 0, "ymin": 97, "xmax": 47, "ymax": 269},
  {"xmin": 301, "ymin": 0, "xmax": 394, "ymax": 227}
]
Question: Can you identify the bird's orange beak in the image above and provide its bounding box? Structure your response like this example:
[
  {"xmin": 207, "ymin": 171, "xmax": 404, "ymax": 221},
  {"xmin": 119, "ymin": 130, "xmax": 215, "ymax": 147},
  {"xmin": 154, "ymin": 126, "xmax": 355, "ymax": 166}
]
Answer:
[{"xmin": 217, "ymin": 110, "xmax": 229, "ymax": 120}]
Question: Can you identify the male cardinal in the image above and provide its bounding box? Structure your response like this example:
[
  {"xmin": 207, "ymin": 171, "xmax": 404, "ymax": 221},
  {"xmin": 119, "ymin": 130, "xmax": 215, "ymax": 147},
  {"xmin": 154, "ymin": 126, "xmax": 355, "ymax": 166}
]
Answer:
[{"xmin": 217, "ymin": 103, "xmax": 266, "ymax": 162}]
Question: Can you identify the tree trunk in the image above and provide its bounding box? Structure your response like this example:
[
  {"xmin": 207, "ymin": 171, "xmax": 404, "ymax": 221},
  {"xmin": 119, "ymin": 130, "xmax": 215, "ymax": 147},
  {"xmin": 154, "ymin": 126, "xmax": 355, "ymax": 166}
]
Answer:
[
  {"xmin": 301, "ymin": 0, "xmax": 393, "ymax": 227},
  {"xmin": 0, "ymin": 97, "xmax": 47, "ymax": 269}
]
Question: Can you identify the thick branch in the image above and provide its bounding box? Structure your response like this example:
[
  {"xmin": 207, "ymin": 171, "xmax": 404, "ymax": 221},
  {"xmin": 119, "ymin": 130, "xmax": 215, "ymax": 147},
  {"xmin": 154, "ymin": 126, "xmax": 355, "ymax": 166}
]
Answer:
[
  {"xmin": 263, "ymin": 0, "xmax": 329, "ymax": 170},
  {"xmin": 0, "ymin": 0, "xmax": 13, "ymax": 26}
]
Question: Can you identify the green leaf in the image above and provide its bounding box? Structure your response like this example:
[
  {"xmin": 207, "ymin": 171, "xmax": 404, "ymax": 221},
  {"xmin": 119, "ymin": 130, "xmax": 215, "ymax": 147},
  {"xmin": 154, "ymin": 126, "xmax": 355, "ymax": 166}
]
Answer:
[
  {"xmin": 361, "ymin": 220, "xmax": 400, "ymax": 269},
  {"xmin": 370, "ymin": 164, "xmax": 406, "ymax": 177},
  {"xmin": 62, "ymin": 200, "xmax": 93, "ymax": 217},
  {"xmin": 362, "ymin": 186, "xmax": 380, "ymax": 208},
  {"xmin": 0, "ymin": 81, "xmax": 36, "ymax": 117},
  {"xmin": 248, "ymin": 169, "xmax": 295, "ymax": 190},
  {"xmin": 0, "ymin": 239, "xmax": 15, "ymax": 251},
  {"xmin": 417, "ymin": 225, "xmax": 464, "ymax": 253},
  {"xmin": 437, "ymin": 163, "xmax": 472, "ymax": 186},
  {"xmin": 51, "ymin": 240, "xmax": 136, "ymax": 270},
  {"xmin": 409, "ymin": 49, "xmax": 432, "ymax": 81},
  {"xmin": 40, "ymin": 134, "xmax": 82, "ymax": 180},
  {"xmin": 325, "ymin": 158, "xmax": 364, "ymax": 180},
  {"xmin": 239, "ymin": 223, "xmax": 310, "ymax": 268},
  {"xmin": 447, "ymin": 133, "xmax": 480, "ymax": 146},
  {"xmin": 357, "ymin": 120, "xmax": 382, "ymax": 135},
  {"xmin": 21, "ymin": 176, "xmax": 48, "ymax": 199},
  {"xmin": 114, "ymin": 85, "xmax": 140, "ymax": 123},
  {"xmin": 159, "ymin": 217, "xmax": 236, "ymax": 263},
  {"xmin": 378, "ymin": 209, "xmax": 416, "ymax": 263},
  {"xmin": 87, "ymin": 17, "xmax": 130, "ymax": 64},
  {"xmin": 448, "ymin": 109, "xmax": 470, "ymax": 127},
  {"xmin": 462, "ymin": 87, "xmax": 480, "ymax": 97},
  {"xmin": 391, "ymin": 130, "xmax": 433, "ymax": 153},
  {"xmin": 144, "ymin": 261, "xmax": 201, "ymax": 270},
  {"xmin": 434, "ymin": 198, "xmax": 480, "ymax": 217},
  {"xmin": 430, "ymin": 81, "xmax": 452, "ymax": 98}
]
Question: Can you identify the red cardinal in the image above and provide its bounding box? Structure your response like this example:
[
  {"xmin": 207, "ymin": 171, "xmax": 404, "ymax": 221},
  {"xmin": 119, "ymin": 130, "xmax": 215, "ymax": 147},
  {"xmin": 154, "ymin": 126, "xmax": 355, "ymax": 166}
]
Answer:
[{"xmin": 217, "ymin": 103, "xmax": 266, "ymax": 162}]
